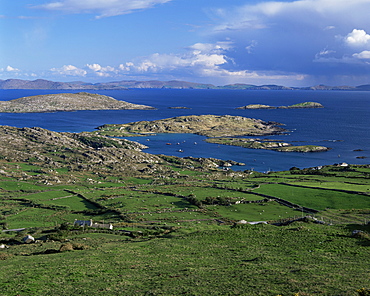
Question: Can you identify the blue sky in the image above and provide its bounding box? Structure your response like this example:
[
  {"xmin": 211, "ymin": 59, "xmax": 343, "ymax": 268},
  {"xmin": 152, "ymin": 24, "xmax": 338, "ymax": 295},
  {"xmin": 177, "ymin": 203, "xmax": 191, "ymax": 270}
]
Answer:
[{"xmin": 1, "ymin": 0, "xmax": 370, "ymax": 86}]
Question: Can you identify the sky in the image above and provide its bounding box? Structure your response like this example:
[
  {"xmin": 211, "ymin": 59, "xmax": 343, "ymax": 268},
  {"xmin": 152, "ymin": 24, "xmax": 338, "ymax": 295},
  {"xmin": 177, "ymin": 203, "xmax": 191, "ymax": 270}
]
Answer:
[{"xmin": 1, "ymin": 0, "xmax": 370, "ymax": 86}]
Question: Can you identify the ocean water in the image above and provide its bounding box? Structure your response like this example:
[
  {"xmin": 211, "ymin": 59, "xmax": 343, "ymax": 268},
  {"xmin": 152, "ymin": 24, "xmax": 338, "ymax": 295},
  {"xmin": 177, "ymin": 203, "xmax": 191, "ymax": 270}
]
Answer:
[{"xmin": 0, "ymin": 89, "xmax": 369, "ymax": 172}]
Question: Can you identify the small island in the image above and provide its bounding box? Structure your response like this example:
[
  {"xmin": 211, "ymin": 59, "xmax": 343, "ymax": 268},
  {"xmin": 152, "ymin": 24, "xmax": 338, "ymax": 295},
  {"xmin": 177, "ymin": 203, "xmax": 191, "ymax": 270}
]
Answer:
[
  {"xmin": 0, "ymin": 92, "xmax": 155, "ymax": 113},
  {"xmin": 236, "ymin": 102, "xmax": 324, "ymax": 110},
  {"xmin": 206, "ymin": 137, "xmax": 330, "ymax": 153},
  {"xmin": 168, "ymin": 106, "xmax": 191, "ymax": 109},
  {"xmin": 96, "ymin": 114, "xmax": 287, "ymax": 137}
]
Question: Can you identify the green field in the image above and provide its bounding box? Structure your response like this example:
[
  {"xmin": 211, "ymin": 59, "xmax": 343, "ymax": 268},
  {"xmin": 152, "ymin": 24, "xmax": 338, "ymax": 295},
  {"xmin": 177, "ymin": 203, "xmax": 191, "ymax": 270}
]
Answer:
[
  {"xmin": 1, "ymin": 157, "xmax": 370, "ymax": 295},
  {"xmin": 1, "ymin": 223, "xmax": 370, "ymax": 295}
]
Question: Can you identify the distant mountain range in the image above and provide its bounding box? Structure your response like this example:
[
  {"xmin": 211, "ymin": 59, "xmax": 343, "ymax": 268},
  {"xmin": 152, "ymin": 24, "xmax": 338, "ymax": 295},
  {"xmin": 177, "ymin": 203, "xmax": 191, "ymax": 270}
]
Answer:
[{"xmin": 1, "ymin": 78, "xmax": 370, "ymax": 91}]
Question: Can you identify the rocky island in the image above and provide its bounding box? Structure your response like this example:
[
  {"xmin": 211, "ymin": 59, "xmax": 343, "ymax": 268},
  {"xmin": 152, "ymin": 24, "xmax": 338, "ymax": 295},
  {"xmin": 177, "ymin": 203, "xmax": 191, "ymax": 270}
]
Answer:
[
  {"xmin": 96, "ymin": 115, "xmax": 286, "ymax": 137},
  {"xmin": 0, "ymin": 92, "xmax": 154, "ymax": 113},
  {"xmin": 236, "ymin": 102, "xmax": 324, "ymax": 109},
  {"xmin": 206, "ymin": 137, "xmax": 330, "ymax": 153}
]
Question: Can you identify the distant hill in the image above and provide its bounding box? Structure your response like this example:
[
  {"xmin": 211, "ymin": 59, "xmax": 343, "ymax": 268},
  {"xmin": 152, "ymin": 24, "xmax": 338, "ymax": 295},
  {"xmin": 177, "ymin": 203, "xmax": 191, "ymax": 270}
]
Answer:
[
  {"xmin": 220, "ymin": 84, "xmax": 294, "ymax": 90},
  {"xmin": 1, "ymin": 78, "xmax": 370, "ymax": 90},
  {"xmin": 0, "ymin": 79, "xmax": 214, "ymax": 90},
  {"xmin": 0, "ymin": 79, "xmax": 96, "ymax": 90}
]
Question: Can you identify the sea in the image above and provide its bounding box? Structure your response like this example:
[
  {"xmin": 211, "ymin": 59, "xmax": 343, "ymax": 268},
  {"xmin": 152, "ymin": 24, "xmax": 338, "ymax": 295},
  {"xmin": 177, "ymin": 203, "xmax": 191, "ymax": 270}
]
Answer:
[{"xmin": 0, "ymin": 89, "xmax": 369, "ymax": 172}]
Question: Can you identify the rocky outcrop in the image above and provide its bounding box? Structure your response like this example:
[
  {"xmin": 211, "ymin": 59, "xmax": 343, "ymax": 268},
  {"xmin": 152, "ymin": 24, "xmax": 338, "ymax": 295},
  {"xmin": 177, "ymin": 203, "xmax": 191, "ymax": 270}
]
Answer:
[
  {"xmin": 0, "ymin": 125, "xmax": 244, "ymax": 182},
  {"xmin": 0, "ymin": 92, "xmax": 154, "ymax": 113}
]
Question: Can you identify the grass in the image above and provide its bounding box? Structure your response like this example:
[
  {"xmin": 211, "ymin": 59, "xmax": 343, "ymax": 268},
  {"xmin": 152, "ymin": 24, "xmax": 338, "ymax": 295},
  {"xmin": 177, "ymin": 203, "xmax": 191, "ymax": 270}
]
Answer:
[
  {"xmin": 1, "ymin": 163, "xmax": 370, "ymax": 295},
  {"xmin": 0, "ymin": 180, "xmax": 48, "ymax": 192},
  {"xmin": 1, "ymin": 223, "xmax": 369, "ymax": 295},
  {"xmin": 212, "ymin": 201, "xmax": 300, "ymax": 221},
  {"xmin": 40, "ymin": 196, "xmax": 99, "ymax": 211},
  {"xmin": 254, "ymin": 183, "xmax": 370, "ymax": 210},
  {"xmin": 5, "ymin": 207, "xmax": 65, "ymax": 228}
]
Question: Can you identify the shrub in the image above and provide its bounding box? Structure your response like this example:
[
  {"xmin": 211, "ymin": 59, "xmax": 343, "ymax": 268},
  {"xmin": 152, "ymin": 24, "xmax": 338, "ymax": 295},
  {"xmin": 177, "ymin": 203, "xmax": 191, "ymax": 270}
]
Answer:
[
  {"xmin": 0, "ymin": 253, "xmax": 13, "ymax": 260},
  {"xmin": 357, "ymin": 288, "xmax": 370, "ymax": 296},
  {"xmin": 72, "ymin": 243, "xmax": 89, "ymax": 250},
  {"xmin": 59, "ymin": 243, "xmax": 74, "ymax": 252}
]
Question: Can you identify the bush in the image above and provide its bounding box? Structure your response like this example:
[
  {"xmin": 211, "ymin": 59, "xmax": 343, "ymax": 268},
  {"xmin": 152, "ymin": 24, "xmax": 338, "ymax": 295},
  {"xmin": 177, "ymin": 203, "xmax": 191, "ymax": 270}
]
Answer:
[
  {"xmin": 0, "ymin": 253, "xmax": 13, "ymax": 260},
  {"xmin": 72, "ymin": 243, "xmax": 89, "ymax": 250},
  {"xmin": 357, "ymin": 288, "xmax": 370, "ymax": 296},
  {"xmin": 59, "ymin": 243, "xmax": 74, "ymax": 252}
]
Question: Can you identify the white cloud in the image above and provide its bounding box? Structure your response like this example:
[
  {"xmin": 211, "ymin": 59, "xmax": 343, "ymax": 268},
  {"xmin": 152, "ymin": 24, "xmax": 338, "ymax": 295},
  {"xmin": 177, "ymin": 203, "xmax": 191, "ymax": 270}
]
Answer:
[
  {"xmin": 353, "ymin": 50, "xmax": 370, "ymax": 59},
  {"xmin": 345, "ymin": 29, "xmax": 370, "ymax": 47},
  {"xmin": 113, "ymin": 42, "xmax": 305, "ymax": 84},
  {"xmin": 38, "ymin": 40, "xmax": 307, "ymax": 85},
  {"xmin": 246, "ymin": 41, "xmax": 258, "ymax": 54},
  {"xmin": 4, "ymin": 66, "xmax": 20, "ymax": 72},
  {"xmin": 50, "ymin": 65, "xmax": 87, "ymax": 76},
  {"xmin": 86, "ymin": 64, "xmax": 117, "ymax": 77},
  {"xmin": 118, "ymin": 42, "xmax": 231, "ymax": 74},
  {"xmin": 34, "ymin": 0, "xmax": 172, "ymax": 18}
]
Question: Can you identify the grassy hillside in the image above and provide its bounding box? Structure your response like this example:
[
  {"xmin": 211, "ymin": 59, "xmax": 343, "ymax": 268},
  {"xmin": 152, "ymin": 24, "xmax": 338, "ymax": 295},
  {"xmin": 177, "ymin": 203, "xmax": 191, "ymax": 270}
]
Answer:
[{"xmin": 0, "ymin": 126, "xmax": 369, "ymax": 295}]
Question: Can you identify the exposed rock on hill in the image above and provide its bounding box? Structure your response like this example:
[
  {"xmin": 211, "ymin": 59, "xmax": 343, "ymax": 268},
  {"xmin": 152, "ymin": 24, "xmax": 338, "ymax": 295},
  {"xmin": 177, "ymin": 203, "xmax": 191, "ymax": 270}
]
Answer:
[
  {"xmin": 97, "ymin": 115, "xmax": 286, "ymax": 137},
  {"xmin": 0, "ymin": 92, "xmax": 154, "ymax": 113},
  {"xmin": 0, "ymin": 125, "xmax": 239, "ymax": 182}
]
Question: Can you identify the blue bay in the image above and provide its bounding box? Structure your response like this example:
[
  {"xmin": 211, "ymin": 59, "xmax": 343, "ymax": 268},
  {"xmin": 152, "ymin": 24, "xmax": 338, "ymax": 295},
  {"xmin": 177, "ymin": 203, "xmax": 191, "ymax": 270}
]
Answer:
[{"xmin": 0, "ymin": 89, "xmax": 369, "ymax": 172}]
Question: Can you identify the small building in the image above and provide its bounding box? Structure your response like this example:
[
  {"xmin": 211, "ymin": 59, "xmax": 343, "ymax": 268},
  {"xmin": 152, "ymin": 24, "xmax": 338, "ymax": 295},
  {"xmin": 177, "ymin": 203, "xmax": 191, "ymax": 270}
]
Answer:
[
  {"xmin": 91, "ymin": 223, "xmax": 113, "ymax": 230},
  {"xmin": 74, "ymin": 219, "xmax": 93, "ymax": 227},
  {"xmin": 22, "ymin": 235, "xmax": 35, "ymax": 244},
  {"xmin": 74, "ymin": 219, "xmax": 113, "ymax": 230}
]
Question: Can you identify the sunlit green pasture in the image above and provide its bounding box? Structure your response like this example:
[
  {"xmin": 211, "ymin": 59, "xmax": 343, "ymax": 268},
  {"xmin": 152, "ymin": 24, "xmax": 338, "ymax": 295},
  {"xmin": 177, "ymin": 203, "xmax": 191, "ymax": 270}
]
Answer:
[
  {"xmin": 133, "ymin": 209, "xmax": 217, "ymax": 222},
  {"xmin": 18, "ymin": 190, "xmax": 73, "ymax": 201},
  {"xmin": 0, "ymin": 180, "xmax": 48, "ymax": 192},
  {"xmin": 254, "ymin": 183, "xmax": 370, "ymax": 210},
  {"xmin": 211, "ymin": 201, "xmax": 300, "ymax": 221},
  {"xmin": 40, "ymin": 196, "xmax": 99, "ymax": 211},
  {"xmin": 288, "ymin": 181, "xmax": 370, "ymax": 193},
  {"xmin": 4, "ymin": 207, "xmax": 116, "ymax": 229},
  {"xmin": 1, "ymin": 223, "xmax": 369, "ymax": 295},
  {"xmin": 156, "ymin": 185, "xmax": 261, "ymax": 202}
]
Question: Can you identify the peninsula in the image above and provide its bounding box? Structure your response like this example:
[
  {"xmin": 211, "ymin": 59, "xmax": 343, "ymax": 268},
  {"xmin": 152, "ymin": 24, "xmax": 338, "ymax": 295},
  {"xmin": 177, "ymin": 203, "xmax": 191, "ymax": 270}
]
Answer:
[
  {"xmin": 96, "ymin": 115, "xmax": 287, "ymax": 137},
  {"xmin": 97, "ymin": 115, "xmax": 329, "ymax": 152},
  {"xmin": 0, "ymin": 92, "xmax": 154, "ymax": 113},
  {"xmin": 236, "ymin": 102, "xmax": 324, "ymax": 109}
]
